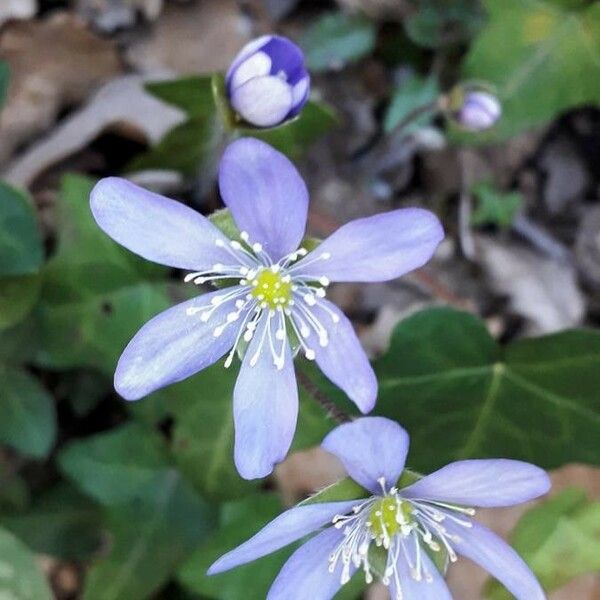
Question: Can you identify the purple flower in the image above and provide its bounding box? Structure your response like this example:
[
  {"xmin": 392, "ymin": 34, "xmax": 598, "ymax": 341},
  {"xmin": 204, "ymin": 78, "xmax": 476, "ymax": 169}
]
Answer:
[
  {"xmin": 90, "ymin": 139, "xmax": 443, "ymax": 479},
  {"xmin": 226, "ymin": 35, "xmax": 310, "ymax": 127},
  {"xmin": 456, "ymin": 91, "xmax": 502, "ymax": 131},
  {"xmin": 208, "ymin": 417, "xmax": 550, "ymax": 600}
]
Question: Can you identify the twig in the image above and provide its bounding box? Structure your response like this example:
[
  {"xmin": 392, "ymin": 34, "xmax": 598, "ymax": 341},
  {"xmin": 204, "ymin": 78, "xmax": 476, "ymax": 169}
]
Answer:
[{"xmin": 296, "ymin": 369, "xmax": 353, "ymax": 424}]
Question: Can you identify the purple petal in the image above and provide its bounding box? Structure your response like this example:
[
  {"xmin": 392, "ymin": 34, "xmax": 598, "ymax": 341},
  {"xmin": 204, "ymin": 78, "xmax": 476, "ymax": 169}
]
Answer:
[
  {"xmin": 115, "ymin": 288, "xmax": 241, "ymax": 400},
  {"xmin": 233, "ymin": 315, "xmax": 298, "ymax": 479},
  {"xmin": 402, "ymin": 459, "xmax": 551, "ymax": 507},
  {"xmin": 301, "ymin": 299, "xmax": 376, "ymax": 413},
  {"xmin": 392, "ymin": 538, "xmax": 452, "ymax": 600},
  {"xmin": 321, "ymin": 417, "xmax": 409, "ymax": 494},
  {"xmin": 208, "ymin": 501, "xmax": 359, "ymax": 575},
  {"xmin": 459, "ymin": 92, "xmax": 502, "ymax": 130},
  {"xmin": 90, "ymin": 177, "xmax": 231, "ymax": 270},
  {"xmin": 260, "ymin": 36, "xmax": 307, "ymax": 86},
  {"xmin": 443, "ymin": 519, "xmax": 546, "ymax": 600},
  {"xmin": 294, "ymin": 208, "xmax": 444, "ymax": 282},
  {"xmin": 219, "ymin": 138, "xmax": 309, "ymax": 262},
  {"xmin": 267, "ymin": 527, "xmax": 351, "ymax": 600},
  {"xmin": 230, "ymin": 76, "xmax": 293, "ymax": 127}
]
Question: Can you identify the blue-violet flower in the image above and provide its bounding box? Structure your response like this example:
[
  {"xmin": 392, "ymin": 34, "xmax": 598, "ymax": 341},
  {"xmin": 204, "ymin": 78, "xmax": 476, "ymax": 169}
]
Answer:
[
  {"xmin": 209, "ymin": 417, "xmax": 550, "ymax": 600},
  {"xmin": 456, "ymin": 90, "xmax": 501, "ymax": 131},
  {"xmin": 90, "ymin": 139, "xmax": 443, "ymax": 479},
  {"xmin": 227, "ymin": 35, "xmax": 310, "ymax": 127}
]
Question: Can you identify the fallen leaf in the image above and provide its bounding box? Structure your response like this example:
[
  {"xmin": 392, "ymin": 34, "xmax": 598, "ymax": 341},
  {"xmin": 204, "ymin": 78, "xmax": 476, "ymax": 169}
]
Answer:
[
  {"xmin": 2, "ymin": 75, "xmax": 185, "ymax": 188},
  {"xmin": 0, "ymin": 12, "xmax": 121, "ymax": 165},
  {"xmin": 0, "ymin": 0, "xmax": 37, "ymax": 27},
  {"xmin": 477, "ymin": 236, "xmax": 585, "ymax": 334},
  {"xmin": 125, "ymin": 0, "xmax": 250, "ymax": 75},
  {"xmin": 76, "ymin": 0, "xmax": 164, "ymax": 32}
]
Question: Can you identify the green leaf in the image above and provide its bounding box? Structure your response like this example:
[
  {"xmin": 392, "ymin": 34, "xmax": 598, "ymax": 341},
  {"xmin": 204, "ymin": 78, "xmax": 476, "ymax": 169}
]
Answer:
[
  {"xmin": 0, "ymin": 484, "xmax": 103, "ymax": 561},
  {"xmin": 58, "ymin": 422, "xmax": 172, "ymax": 507},
  {"xmin": 301, "ymin": 12, "xmax": 377, "ymax": 72},
  {"xmin": 461, "ymin": 0, "xmax": 600, "ymax": 141},
  {"xmin": 234, "ymin": 99, "xmax": 338, "ymax": 160},
  {"xmin": 471, "ymin": 182, "xmax": 523, "ymax": 228},
  {"xmin": 384, "ymin": 74, "xmax": 440, "ymax": 134},
  {"xmin": 145, "ymin": 75, "xmax": 216, "ymax": 118},
  {"xmin": 0, "ymin": 274, "xmax": 41, "ymax": 330},
  {"xmin": 35, "ymin": 174, "xmax": 184, "ymax": 373},
  {"xmin": 128, "ymin": 115, "xmax": 225, "ymax": 178},
  {"xmin": 0, "ymin": 366, "xmax": 56, "ymax": 458},
  {"xmin": 300, "ymin": 477, "xmax": 368, "ymax": 506},
  {"xmin": 0, "ymin": 61, "xmax": 8, "ymax": 110},
  {"xmin": 485, "ymin": 488, "xmax": 600, "ymax": 599},
  {"xmin": 375, "ymin": 307, "xmax": 600, "ymax": 471},
  {"xmin": 170, "ymin": 361, "xmax": 333, "ymax": 502},
  {"xmin": 130, "ymin": 74, "xmax": 229, "ymax": 179},
  {"xmin": 170, "ymin": 366, "xmax": 259, "ymax": 502},
  {"xmin": 404, "ymin": 0, "xmax": 485, "ymax": 48},
  {"xmin": 0, "ymin": 182, "xmax": 43, "ymax": 277},
  {"xmin": 0, "ymin": 527, "xmax": 53, "ymax": 600},
  {"xmin": 83, "ymin": 471, "xmax": 216, "ymax": 600},
  {"xmin": 178, "ymin": 494, "xmax": 290, "ymax": 600}
]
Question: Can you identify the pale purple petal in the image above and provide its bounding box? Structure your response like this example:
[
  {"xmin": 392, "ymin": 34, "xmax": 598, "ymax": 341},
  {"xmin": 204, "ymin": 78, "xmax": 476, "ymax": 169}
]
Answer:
[
  {"xmin": 293, "ymin": 208, "xmax": 444, "ymax": 282},
  {"xmin": 301, "ymin": 299, "xmax": 376, "ymax": 413},
  {"xmin": 114, "ymin": 288, "xmax": 241, "ymax": 400},
  {"xmin": 226, "ymin": 35, "xmax": 272, "ymax": 88},
  {"xmin": 402, "ymin": 459, "xmax": 551, "ymax": 507},
  {"xmin": 90, "ymin": 177, "xmax": 231, "ymax": 270},
  {"xmin": 230, "ymin": 76, "xmax": 293, "ymax": 127},
  {"xmin": 267, "ymin": 527, "xmax": 351, "ymax": 600},
  {"xmin": 321, "ymin": 417, "xmax": 409, "ymax": 493},
  {"xmin": 289, "ymin": 75, "xmax": 310, "ymax": 116},
  {"xmin": 443, "ymin": 519, "xmax": 546, "ymax": 600},
  {"xmin": 208, "ymin": 501, "xmax": 359, "ymax": 575},
  {"xmin": 219, "ymin": 138, "xmax": 309, "ymax": 261},
  {"xmin": 392, "ymin": 537, "xmax": 452, "ymax": 600},
  {"xmin": 233, "ymin": 315, "xmax": 298, "ymax": 479}
]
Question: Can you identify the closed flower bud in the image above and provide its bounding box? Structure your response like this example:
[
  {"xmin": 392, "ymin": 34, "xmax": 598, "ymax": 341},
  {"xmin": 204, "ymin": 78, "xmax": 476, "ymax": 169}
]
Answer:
[
  {"xmin": 456, "ymin": 91, "xmax": 502, "ymax": 131},
  {"xmin": 226, "ymin": 35, "xmax": 310, "ymax": 128}
]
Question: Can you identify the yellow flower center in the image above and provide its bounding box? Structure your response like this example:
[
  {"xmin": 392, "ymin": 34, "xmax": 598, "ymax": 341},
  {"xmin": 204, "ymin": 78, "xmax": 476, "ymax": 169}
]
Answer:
[
  {"xmin": 250, "ymin": 268, "xmax": 292, "ymax": 309},
  {"xmin": 368, "ymin": 497, "xmax": 413, "ymax": 540}
]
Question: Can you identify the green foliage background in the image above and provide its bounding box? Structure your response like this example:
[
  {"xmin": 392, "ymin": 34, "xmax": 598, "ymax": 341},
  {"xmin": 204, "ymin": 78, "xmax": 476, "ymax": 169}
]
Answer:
[{"xmin": 1, "ymin": 0, "xmax": 599, "ymax": 598}]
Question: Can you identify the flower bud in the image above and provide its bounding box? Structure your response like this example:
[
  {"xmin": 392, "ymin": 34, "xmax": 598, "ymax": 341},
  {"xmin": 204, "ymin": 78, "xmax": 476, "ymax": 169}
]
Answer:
[
  {"xmin": 455, "ymin": 91, "xmax": 502, "ymax": 131},
  {"xmin": 226, "ymin": 35, "xmax": 310, "ymax": 128}
]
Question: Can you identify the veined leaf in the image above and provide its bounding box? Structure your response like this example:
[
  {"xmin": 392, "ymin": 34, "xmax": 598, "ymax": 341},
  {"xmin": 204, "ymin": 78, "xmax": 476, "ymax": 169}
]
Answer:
[
  {"xmin": 375, "ymin": 307, "xmax": 600, "ymax": 470},
  {"xmin": 485, "ymin": 487, "xmax": 600, "ymax": 598},
  {"xmin": 460, "ymin": 0, "xmax": 600, "ymax": 141}
]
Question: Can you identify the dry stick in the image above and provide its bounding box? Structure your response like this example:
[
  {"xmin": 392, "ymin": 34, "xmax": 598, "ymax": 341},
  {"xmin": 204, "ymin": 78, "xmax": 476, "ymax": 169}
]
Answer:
[{"xmin": 296, "ymin": 369, "xmax": 353, "ymax": 424}]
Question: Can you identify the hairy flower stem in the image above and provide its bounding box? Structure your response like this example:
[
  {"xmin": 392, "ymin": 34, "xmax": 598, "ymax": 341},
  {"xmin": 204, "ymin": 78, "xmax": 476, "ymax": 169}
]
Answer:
[{"xmin": 296, "ymin": 368, "xmax": 353, "ymax": 424}]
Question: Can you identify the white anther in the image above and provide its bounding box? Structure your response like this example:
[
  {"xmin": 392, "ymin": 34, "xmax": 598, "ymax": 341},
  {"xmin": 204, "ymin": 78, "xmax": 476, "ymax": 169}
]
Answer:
[
  {"xmin": 275, "ymin": 329, "xmax": 286, "ymax": 340},
  {"xmin": 240, "ymin": 231, "xmax": 249, "ymax": 241},
  {"xmin": 252, "ymin": 243, "xmax": 263, "ymax": 253},
  {"xmin": 321, "ymin": 252, "xmax": 331, "ymax": 260},
  {"xmin": 305, "ymin": 349, "xmax": 316, "ymax": 360},
  {"xmin": 304, "ymin": 294, "xmax": 316, "ymax": 306},
  {"xmin": 231, "ymin": 240, "xmax": 242, "ymax": 250},
  {"xmin": 319, "ymin": 276, "xmax": 330, "ymax": 286}
]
